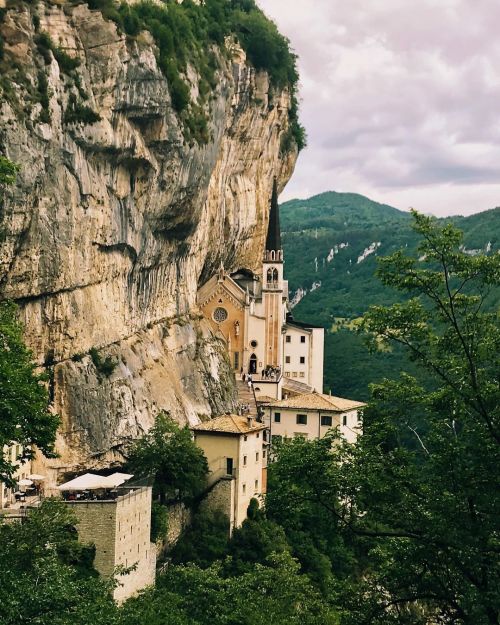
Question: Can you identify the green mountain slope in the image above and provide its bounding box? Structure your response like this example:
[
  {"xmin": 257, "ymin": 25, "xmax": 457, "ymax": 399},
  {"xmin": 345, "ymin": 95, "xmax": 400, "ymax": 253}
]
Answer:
[{"xmin": 281, "ymin": 192, "xmax": 500, "ymax": 399}]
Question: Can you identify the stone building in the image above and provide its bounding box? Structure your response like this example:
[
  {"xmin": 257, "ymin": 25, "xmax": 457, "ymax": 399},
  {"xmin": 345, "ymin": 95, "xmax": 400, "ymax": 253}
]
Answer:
[
  {"xmin": 197, "ymin": 181, "xmax": 324, "ymax": 401},
  {"xmin": 59, "ymin": 473, "xmax": 156, "ymax": 603},
  {"xmin": 192, "ymin": 415, "xmax": 266, "ymax": 530},
  {"xmin": 263, "ymin": 392, "xmax": 366, "ymax": 445}
]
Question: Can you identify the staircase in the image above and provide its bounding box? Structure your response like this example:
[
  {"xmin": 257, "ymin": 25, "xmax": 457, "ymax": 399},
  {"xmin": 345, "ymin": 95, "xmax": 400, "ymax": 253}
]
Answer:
[{"xmin": 236, "ymin": 380, "xmax": 258, "ymax": 417}]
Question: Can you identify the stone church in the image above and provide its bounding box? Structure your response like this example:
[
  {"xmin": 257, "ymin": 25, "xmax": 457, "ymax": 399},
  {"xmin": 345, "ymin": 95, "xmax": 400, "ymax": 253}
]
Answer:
[{"xmin": 197, "ymin": 183, "xmax": 324, "ymax": 401}]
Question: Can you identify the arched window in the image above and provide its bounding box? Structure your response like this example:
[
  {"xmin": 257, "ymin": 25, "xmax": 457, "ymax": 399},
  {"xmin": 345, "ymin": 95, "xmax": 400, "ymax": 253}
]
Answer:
[
  {"xmin": 267, "ymin": 268, "xmax": 273, "ymax": 284},
  {"xmin": 272, "ymin": 268, "xmax": 279, "ymax": 283},
  {"xmin": 249, "ymin": 354, "xmax": 258, "ymax": 374},
  {"xmin": 270, "ymin": 250, "xmax": 276, "ymax": 260}
]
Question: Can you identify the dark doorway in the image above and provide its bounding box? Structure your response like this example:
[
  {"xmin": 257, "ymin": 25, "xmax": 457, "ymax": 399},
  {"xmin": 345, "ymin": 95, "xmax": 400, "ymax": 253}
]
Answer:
[
  {"xmin": 226, "ymin": 457, "xmax": 234, "ymax": 475},
  {"xmin": 249, "ymin": 354, "xmax": 257, "ymax": 374}
]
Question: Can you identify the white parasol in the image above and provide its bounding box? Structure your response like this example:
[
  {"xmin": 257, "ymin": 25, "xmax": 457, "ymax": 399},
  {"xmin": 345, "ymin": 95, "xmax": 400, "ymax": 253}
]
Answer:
[
  {"xmin": 28, "ymin": 474, "xmax": 46, "ymax": 481},
  {"xmin": 18, "ymin": 478, "xmax": 33, "ymax": 486}
]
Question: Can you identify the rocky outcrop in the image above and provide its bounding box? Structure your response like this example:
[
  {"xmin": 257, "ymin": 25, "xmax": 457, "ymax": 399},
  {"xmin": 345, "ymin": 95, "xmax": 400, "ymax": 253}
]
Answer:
[{"xmin": 0, "ymin": 2, "xmax": 297, "ymax": 471}]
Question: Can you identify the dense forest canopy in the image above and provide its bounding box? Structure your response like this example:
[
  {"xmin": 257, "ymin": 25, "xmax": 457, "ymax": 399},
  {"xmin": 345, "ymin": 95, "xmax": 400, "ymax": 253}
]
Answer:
[{"xmin": 281, "ymin": 191, "xmax": 500, "ymax": 398}]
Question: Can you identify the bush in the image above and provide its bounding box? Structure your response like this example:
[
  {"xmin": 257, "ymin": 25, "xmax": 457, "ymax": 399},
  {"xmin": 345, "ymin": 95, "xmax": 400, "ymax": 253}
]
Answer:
[
  {"xmin": 170, "ymin": 508, "xmax": 229, "ymax": 567},
  {"xmin": 64, "ymin": 94, "xmax": 101, "ymax": 125},
  {"xmin": 89, "ymin": 346, "xmax": 116, "ymax": 377},
  {"xmin": 37, "ymin": 71, "xmax": 51, "ymax": 123},
  {"xmin": 35, "ymin": 31, "xmax": 80, "ymax": 74},
  {"xmin": 35, "ymin": 32, "xmax": 53, "ymax": 65},
  {"xmin": 151, "ymin": 502, "xmax": 168, "ymax": 543}
]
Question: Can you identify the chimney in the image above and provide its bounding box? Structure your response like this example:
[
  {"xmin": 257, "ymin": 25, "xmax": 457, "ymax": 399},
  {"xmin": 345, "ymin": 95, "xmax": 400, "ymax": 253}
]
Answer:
[{"xmin": 247, "ymin": 416, "xmax": 254, "ymax": 428}]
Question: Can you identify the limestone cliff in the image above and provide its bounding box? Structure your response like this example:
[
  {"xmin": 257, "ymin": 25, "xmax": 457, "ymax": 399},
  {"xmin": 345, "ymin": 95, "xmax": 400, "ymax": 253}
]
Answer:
[{"xmin": 0, "ymin": 1, "xmax": 297, "ymax": 472}]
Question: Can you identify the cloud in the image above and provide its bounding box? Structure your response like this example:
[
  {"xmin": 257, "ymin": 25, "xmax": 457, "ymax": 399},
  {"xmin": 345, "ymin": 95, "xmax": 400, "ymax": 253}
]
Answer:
[{"xmin": 257, "ymin": 0, "xmax": 500, "ymax": 215}]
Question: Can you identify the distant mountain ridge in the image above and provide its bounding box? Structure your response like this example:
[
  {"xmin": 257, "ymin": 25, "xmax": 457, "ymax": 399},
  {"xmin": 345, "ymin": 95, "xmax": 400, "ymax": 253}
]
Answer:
[{"xmin": 281, "ymin": 191, "xmax": 500, "ymax": 399}]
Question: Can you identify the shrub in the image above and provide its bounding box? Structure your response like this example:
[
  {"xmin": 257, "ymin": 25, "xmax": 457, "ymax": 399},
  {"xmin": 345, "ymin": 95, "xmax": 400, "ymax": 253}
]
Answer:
[
  {"xmin": 35, "ymin": 32, "xmax": 53, "ymax": 65},
  {"xmin": 64, "ymin": 93, "xmax": 101, "ymax": 125},
  {"xmin": 89, "ymin": 346, "xmax": 116, "ymax": 377},
  {"xmin": 151, "ymin": 502, "xmax": 168, "ymax": 543},
  {"xmin": 37, "ymin": 70, "xmax": 51, "ymax": 123},
  {"xmin": 53, "ymin": 46, "xmax": 80, "ymax": 73}
]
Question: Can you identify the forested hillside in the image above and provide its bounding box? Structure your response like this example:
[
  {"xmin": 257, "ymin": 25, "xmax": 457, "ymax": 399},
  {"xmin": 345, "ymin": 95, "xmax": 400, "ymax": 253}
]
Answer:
[{"xmin": 281, "ymin": 191, "xmax": 500, "ymax": 398}]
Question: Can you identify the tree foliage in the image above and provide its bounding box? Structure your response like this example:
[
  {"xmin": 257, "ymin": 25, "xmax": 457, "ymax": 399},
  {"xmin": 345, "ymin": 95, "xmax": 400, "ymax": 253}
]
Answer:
[
  {"xmin": 0, "ymin": 500, "xmax": 117, "ymax": 625},
  {"xmin": 127, "ymin": 412, "xmax": 208, "ymax": 503},
  {"xmin": 0, "ymin": 156, "xmax": 18, "ymax": 187},
  {"xmin": 89, "ymin": 0, "xmax": 305, "ymax": 149},
  {"xmin": 268, "ymin": 213, "xmax": 500, "ymax": 624},
  {"xmin": 0, "ymin": 300, "xmax": 59, "ymax": 482},
  {"xmin": 120, "ymin": 552, "xmax": 339, "ymax": 625}
]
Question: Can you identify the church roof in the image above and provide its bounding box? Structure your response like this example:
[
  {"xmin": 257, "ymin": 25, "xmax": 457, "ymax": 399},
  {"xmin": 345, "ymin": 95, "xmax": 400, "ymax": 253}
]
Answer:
[
  {"xmin": 192, "ymin": 414, "xmax": 266, "ymax": 435},
  {"xmin": 285, "ymin": 313, "xmax": 324, "ymax": 330},
  {"xmin": 265, "ymin": 179, "xmax": 281, "ymax": 252},
  {"xmin": 265, "ymin": 392, "xmax": 366, "ymax": 412}
]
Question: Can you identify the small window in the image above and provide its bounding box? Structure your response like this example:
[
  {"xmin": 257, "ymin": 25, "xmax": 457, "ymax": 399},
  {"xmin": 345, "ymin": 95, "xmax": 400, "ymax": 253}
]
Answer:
[
  {"xmin": 274, "ymin": 412, "xmax": 281, "ymax": 423},
  {"xmin": 342, "ymin": 415, "xmax": 347, "ymax": 426},
  {"xmin": 292, "ymin": 372, "xmax": 298, "ymax": 377},
  {"xmin": 285, "ymin": 335, "xmax": 291, "ymax": 343},
  {"xmin": 300, "ymin": 356, "xmax": 305, "ymax": 364},
  {"xmin": 250, "ymin": 339, "xmax": 258, "ymax": 348},
  {"xmin": 234, "ymin": 351, "xmax": 240, "ymax": 370},
  {"xmin": 243, "ymin": 455, "xmax": 247, "ymax": 466},
  {"xmin": 256, "ymin": 432, "xmax": 260, "ymax": 439},
  {"xmin": 301, "ymin": 336, "xmax": 306, "ymax": 343},
  {"xmin": 321, "ymin": 415, "xmax": 333, "ymax": 427},
  {"xmin": 263, "ymin": 430, "xmax": 268, "ymax": 441},
  {"xmin": 263, "ymin": 449, "xmax": 267, "ymax": 459},
  {"xmin": 299, "ymin": 372, "xmax": 305, "ymax": 378},
  {"xmin": 254, "ymin": 479, "xmax": 259, "ymax": 491},
  {"xmin": 285, "ymin": 356, "xmax": 291, "ymax": 364},
  {"xmin": 256, "ymin": 452, "xmax": 259, "ymax": 462},
  {"xmin": 296, "ymin": 414, "xmax": 308, "ymax": 425},
  {"xmin": 242, "ymin": 483, "xmax": 246, "ymax": 494},
  {"xmin": 244, "ymin": 435, "xmax": 247, "ymax": 441}
]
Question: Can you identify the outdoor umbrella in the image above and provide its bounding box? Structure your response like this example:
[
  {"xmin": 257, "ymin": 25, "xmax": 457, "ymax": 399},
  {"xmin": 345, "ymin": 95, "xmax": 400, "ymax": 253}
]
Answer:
[
  {"xmin": 18, "ymin": 478, "xmax": 33, "ymax": 486},
  {"xmin": 28, "ymin": 474, "xmax": 46, "ymax": 480}
]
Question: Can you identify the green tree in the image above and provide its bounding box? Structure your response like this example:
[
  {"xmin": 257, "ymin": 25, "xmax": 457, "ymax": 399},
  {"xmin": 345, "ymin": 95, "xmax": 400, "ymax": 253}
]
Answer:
[
  {"xmin": 120, "ymin": 552, "xmax": 339, "ymax": 625},
  {"xmin": 0, "ymin": 500, "xmax": 117, "ymax": 625},
  {"xmin": 170, "ymin": 507, "xmax": 230, "ymax": 567},
  {"xmin": 0, "ymin": 300, "xmax": 59, "ymax": 482},
  {"xmin": 0, "ymin": 156, "xmax": 18, "ymax": 187},
  {"xmin": 268, "ymin": 213, "xmax": 500, "ymax": 624},
  {"xmin": 225, "ymin": 497, "xmax": 290, "ymax": 575},
  {"xmin": 127, "ymin": 412, "xmax": 208, "ymax": 503}
]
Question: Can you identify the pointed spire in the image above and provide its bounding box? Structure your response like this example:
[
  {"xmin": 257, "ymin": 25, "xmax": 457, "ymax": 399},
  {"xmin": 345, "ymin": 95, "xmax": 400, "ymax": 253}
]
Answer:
[{"xmin": 265, "ymin": 178, "xmax": 281, "ymax": 254}]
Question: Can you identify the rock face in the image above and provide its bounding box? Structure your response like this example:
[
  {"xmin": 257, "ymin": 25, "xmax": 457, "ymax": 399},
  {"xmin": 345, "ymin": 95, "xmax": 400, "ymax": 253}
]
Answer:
[{"xmin": 0, "ymin": 2, "xmax": 297, "ymax": 471}]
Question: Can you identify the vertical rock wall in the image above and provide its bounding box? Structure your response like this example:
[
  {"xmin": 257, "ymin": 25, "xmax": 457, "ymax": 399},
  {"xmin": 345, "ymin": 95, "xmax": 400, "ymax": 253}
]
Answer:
[{"xmin": 0, "ymin": 2, "xmax": 297, "ymax": 471}]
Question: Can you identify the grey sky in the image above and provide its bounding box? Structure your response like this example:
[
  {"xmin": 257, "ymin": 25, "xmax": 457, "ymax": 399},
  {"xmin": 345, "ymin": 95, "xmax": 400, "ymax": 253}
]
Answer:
[{"xmin": 258, "ymin": 0, "xmax": 500, "ymax": 216}]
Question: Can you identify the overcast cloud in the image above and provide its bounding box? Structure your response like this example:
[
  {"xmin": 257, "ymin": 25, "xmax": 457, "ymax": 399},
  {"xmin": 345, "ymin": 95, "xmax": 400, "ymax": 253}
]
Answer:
[{"xmin": 258, "ymin": 0, "xmax": 500, "ymax": 216}]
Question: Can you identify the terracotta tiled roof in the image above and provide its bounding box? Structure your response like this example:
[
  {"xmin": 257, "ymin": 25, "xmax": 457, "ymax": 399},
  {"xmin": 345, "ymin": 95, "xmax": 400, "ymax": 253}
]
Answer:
[
  {"xmin": 265, "ymin": 392, "xmax": 366, "ymax": 412},
  {"xmin": 192, "ymin": 414, "xmax": 266, "ymax": 435},
  {"xmin": 256, "ymin": 395, "xmax": 276, "ymax": 404}
]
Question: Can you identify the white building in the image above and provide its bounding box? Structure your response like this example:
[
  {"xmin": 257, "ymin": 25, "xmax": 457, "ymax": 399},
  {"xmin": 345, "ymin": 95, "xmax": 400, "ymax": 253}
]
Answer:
[
  {"xmin": 192, "ymin": 415, "xmax": 266, "ymax": 530},
  {"xmin": 263, "ymin": 392, "xmax": 366, "ymax": 445},
  {"xmin": 197, "ymin": 181, "xmax": 324, "ymax": 401}
]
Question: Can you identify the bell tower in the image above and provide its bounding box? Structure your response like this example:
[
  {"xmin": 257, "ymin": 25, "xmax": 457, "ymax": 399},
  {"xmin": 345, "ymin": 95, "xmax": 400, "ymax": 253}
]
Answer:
[{"xmin": 262, "ymin": 180, "xmax": 285, "ymax": 368}]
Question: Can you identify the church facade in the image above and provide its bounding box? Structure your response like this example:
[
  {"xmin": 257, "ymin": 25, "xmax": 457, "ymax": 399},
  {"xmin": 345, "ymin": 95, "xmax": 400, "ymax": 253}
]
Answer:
[{"xmin": 197, "ymin": 183, "xmax": 324, "ymax": 400}]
